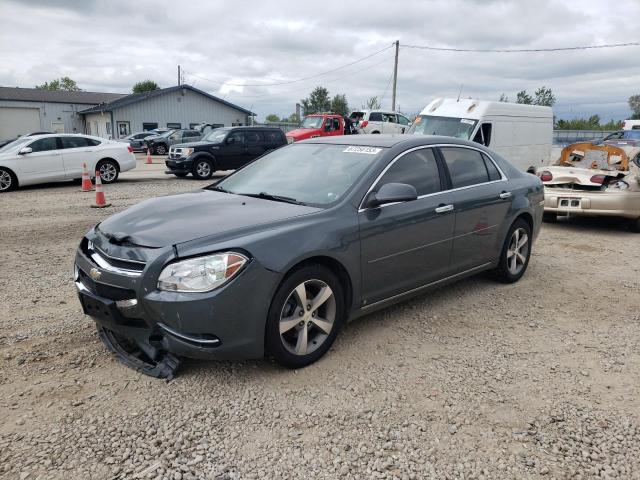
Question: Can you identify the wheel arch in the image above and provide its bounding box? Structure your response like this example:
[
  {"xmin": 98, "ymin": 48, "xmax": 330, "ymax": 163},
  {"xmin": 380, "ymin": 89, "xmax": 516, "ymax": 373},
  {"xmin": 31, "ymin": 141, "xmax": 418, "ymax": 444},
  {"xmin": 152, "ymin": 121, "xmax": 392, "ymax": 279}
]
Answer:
[
  {"xmin": 191, "ymin": 152, "xmax": 217, "ymax": 168},
  {"xmin": 96, "ymin": 157, "xmax": 120, "ymax": 171},
  {"xmin": 276, "ymin": 255, "xmax": 354, "ymax": 320}
]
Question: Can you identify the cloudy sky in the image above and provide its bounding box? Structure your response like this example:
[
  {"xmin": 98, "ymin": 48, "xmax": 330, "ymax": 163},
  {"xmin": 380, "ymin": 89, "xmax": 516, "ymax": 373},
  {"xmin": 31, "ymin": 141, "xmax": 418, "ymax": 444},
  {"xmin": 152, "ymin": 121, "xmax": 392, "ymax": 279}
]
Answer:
[{"xmin": 1, "ymin": 0, "xmax": 639, "ymax": 121}]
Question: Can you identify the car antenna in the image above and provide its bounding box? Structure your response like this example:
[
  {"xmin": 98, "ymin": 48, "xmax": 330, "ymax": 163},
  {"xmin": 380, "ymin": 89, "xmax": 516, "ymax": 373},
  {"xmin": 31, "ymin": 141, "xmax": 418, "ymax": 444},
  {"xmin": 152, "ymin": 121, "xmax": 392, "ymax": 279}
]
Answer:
[{"xmin": 457, "ymin": 84, "xmax": 464, "ymax": 102}]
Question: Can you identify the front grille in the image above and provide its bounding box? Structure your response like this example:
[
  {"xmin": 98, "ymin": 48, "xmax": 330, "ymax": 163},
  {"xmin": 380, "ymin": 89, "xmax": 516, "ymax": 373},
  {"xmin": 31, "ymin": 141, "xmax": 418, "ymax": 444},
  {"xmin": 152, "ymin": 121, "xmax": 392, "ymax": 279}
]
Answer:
[
  {"xmin": 78, "ymin": 269, "xmax": 136, "ymax": 301},
  {"xmin": 81, "ymin": 238, "xmax": 145, "ymax": 272}
]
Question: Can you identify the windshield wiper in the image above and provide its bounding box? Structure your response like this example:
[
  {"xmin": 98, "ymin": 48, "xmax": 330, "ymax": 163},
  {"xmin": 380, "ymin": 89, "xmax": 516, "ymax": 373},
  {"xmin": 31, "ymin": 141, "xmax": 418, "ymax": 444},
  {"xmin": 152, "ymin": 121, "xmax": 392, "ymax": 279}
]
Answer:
[
  {"xmin": 237, "ymin": 192, "xmax": 305, "ymax": 205},
  {"xmin": 207, "ymin": 185, "xmax": 231, "ymax": 193}
]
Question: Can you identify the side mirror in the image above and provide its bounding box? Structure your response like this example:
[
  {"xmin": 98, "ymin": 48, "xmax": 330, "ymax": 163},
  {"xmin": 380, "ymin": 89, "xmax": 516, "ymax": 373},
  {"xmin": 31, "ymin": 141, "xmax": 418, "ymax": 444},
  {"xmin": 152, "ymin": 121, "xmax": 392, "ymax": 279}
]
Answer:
[
  {"xmin": 365, "ymin": 182, "xmax": 418, "ymax": 208},
  {"xmin": 19, "ymin": 147, "xmax": 32, "ymax": 155}
]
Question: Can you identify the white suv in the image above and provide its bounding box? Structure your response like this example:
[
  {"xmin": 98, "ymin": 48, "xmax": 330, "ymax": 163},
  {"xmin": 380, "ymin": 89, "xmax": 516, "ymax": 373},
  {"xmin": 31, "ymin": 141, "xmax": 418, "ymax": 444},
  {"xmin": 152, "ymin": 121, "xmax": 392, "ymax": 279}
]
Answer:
[
  {"xmin": 0, "ymin": 134, "xmax": 136, "ymax": 192},
  {"xmin": 350, "ymin": 110, "xmax": 412, "ymax": 134}
]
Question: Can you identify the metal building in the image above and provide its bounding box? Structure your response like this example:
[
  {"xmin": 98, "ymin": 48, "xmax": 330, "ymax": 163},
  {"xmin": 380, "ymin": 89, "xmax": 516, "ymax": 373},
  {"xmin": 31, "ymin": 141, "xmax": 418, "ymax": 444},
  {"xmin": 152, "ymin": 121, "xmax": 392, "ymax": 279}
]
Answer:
[
  {"xmin": 0, "ymin": 87, "xmax": 124, "ymax": 140},
  {"xmin": 80, "ymin": 85, "xmax": 254, "ymax": 139}
]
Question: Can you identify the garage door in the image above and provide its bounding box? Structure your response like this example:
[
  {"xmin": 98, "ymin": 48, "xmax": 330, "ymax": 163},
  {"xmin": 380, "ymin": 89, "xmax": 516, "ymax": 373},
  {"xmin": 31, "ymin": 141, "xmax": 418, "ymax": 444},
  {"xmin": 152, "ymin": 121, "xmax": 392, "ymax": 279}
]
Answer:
[{"xmin": 0, "ymin": 107, "xmax": 40, "ymax": 139}]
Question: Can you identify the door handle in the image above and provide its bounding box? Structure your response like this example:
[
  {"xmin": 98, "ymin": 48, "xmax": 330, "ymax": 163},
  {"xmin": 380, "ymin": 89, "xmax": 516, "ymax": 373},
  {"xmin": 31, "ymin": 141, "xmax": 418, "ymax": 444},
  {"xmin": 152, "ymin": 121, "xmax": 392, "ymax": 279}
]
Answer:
[
  {"xmin": 499, "ymin": 191, "xmax": 512, "ymax": 199},
  {"xmin": 435, "ymin": 204, "xmax": 454, "ymax": 213}
]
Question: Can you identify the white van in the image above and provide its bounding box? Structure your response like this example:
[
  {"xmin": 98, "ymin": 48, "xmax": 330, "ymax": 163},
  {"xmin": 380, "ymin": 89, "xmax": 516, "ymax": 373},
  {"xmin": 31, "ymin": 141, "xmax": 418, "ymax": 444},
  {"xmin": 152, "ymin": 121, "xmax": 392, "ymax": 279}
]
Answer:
[
  {"xmin": 409, "ymin": 98, "xmax": 553, "ymax": 172},
  {"xmin": 623, "ymin": 119, "xmax": 640, "ymax": 130}
]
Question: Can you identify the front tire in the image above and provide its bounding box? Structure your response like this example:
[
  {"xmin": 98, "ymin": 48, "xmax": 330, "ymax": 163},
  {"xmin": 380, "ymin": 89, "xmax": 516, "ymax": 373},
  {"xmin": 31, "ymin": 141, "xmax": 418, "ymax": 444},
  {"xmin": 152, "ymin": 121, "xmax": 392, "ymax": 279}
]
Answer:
[
  {"xmin": 192, "ymin": 158, "xmax": 214, "ymax": 180},
  {"xmin": 266, "ymin": 264, "xmax": 345, "ymax": 369},
  {"xmin": 97, "ymin": 159, "xmax": 119, "ymax": 184},
  {"xmin": 630, "ymin": 218, "xmax": 640, "ymax": 233},
  {"xmin": 493, "ymin": 218, "xmax": 532, "ymax": 283},
  {"xmin": 154, "ymin": 144, "xmax": 167, "ymax": 155},
  {"xmin": 0, "ymin": 167, "xmax": 17, "ymax": 192},
  {"xmin": 173, "ymin": 172, "xmax": 188, "ymax": 178}
]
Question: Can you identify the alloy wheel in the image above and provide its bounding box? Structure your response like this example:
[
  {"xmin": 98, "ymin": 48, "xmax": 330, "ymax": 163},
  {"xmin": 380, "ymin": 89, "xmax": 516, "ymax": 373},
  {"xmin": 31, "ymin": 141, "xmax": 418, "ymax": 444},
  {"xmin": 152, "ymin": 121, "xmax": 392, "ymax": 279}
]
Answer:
[
  {"xmin": 156, "ymin": 145, "xmax": 167, "ymax": 155},
  {"xmin": 0, "ymin": 170, "xmax": 12, "ymax": 191},
  {"xmin": 506, "ymin": 227, "xmax": 529, "ymax": 275},
  {"xmin": 99, "ymin": 162, "xmax": 118, "ymax": 182},
  {"xmin": 279, "ymin": 279, "xmax": 336, "ymax": 356},
  {"xmin": 196, "ymin": 161, "xmax": 211, "ymax": 178}
]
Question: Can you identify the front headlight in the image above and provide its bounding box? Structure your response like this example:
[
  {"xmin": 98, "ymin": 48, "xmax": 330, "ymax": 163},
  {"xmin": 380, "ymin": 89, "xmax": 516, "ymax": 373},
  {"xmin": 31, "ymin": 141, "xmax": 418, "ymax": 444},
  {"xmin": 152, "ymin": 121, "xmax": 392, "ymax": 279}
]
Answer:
[
  {"xmin": 157, "ymin": 252, "xmax": 248, "ymax": 293},
  {"xmin": 183, "ymin": 148, "xmax": 194, "ymax": 156}
]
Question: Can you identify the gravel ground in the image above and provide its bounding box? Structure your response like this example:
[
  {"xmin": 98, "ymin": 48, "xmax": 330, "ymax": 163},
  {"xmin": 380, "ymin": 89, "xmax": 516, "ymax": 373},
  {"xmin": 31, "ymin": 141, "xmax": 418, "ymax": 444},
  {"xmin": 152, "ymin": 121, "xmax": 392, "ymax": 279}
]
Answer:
[{"xmin": 1, "ymin": 157, "xmax": 639, "ymax": 480}]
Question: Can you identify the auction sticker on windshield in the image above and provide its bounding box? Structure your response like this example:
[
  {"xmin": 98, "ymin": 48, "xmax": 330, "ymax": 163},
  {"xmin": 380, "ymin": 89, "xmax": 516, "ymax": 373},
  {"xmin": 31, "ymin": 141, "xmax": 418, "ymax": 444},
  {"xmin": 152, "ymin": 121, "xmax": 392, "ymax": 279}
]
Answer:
[
  {"xmin": 343, "ymin": 146, "xmax": 382, "ymax": 155},
  {"xmin": 460, "ymin": 119, "xmax": 475, "ymax": 125}
]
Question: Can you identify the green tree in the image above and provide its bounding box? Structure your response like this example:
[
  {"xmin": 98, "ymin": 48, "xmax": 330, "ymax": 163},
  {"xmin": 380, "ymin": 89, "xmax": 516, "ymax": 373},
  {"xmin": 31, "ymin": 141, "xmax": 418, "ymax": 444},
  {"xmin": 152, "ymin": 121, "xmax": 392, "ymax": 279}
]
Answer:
[
  {"xmin": 35, "ymin": 76, "xmax": 81, "ymax": 91},
  {"xmin": 363, "ymin": 96, "xmax": 381, "ymax": 110},
  {"xmin": 516, "ymin": 90, "xmax": 533, "ymax": 105},
  {"xmin": 265, "ymin": 114, "xmax": 281, "ymax": 122},
  {"xmin": 330, "ymin": 94, "xmax": 349, "ymax": 116},
  {"xmin": 132, "ymin": 80, "xmax": 160, "ymax": 94},
  {"xmin": 498, "ymin": 93, "xmax": 509, "ymax": 103},
  {"xmin": 629, "ymin": 94, "xmax": 640, "ymax": 120},
  {"xmin": 301, "ymin": 87, "xmax": 331, "ymax": 115},
  {"xmin": 533, "ymin": 86, "xmax": 556, "ymax": 107},
  {"xmin": 287, "ymin": 113, "xmax": 301, "ymax": 124},
  {"xmin": 554, "ymin": 115, "xmax": 621, "ymax": 131}
]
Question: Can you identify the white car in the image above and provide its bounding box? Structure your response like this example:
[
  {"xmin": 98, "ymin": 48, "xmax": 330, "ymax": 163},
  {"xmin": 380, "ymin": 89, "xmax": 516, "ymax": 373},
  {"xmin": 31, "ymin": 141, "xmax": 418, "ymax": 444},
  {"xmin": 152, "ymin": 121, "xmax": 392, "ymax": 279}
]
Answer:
[
  {"xmin": 349, "ymin": 110, "xmax": 412, "ymax": 134},
  {"xmin": 0, "ymin": 134, "xmax": 136, "ymax": 192}
]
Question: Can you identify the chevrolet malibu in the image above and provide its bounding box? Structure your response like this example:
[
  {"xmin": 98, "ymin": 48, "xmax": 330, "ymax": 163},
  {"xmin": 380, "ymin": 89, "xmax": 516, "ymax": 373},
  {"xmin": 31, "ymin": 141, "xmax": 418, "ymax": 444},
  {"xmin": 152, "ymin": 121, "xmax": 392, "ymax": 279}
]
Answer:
[{"xmin": 74, "ymin": 135, "xmax": 543, "ymax": 378}]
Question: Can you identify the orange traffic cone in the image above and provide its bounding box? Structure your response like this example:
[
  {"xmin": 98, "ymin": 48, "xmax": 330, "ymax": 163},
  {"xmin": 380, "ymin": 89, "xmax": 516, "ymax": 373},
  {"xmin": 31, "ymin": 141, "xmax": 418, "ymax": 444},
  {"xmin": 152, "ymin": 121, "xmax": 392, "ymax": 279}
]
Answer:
[
  {"xmin": 80, "ymin": 163, "xmax": 94, "ymax": 191},
  {"xmin": 91, "ymin": 171, "xmax": 111, "ymax": 208},
  {"xmin": 146, "ymin": 148, "xmax": 153, "ymax": 164}
]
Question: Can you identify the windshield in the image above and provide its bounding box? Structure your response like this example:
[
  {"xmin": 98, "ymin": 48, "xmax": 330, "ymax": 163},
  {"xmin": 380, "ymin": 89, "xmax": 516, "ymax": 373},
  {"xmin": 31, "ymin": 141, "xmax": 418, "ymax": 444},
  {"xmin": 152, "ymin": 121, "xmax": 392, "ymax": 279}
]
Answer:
[
  {"xmin": 301, "ymin": 117, "xmax": 323, "ymax": 129},
  {"xmin": 408, "ymin": 115, "xmax": 478, "ymax": 139},
  {"xmin": 0, "ymin": 137, "xmax": 31, "ymax": 153},
  {"xmin": 214, "ymin": 144, "xmax": 384, "ymax": 206},
  {"xmin": 203, "ymin": 128, "xmax": 229, "ymax": 143},
  {"xmin": 159, "ymin": 130, "xmax": 176, "ymax": 138}
]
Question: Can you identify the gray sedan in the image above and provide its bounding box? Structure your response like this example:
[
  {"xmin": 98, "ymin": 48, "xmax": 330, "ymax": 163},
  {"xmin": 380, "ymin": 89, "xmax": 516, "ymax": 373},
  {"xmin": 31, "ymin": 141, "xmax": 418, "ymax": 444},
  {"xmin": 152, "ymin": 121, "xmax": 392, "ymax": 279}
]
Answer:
[{"xmin": 74, "ymin": 135, "xmax": 543, "ymax": 378}]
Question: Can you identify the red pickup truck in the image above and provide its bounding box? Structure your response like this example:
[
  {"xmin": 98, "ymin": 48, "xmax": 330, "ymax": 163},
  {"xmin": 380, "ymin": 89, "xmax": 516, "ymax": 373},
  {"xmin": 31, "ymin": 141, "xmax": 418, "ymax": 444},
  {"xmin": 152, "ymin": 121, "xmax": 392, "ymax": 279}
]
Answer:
[{"xmin": 286, "ymin": 113, "xmax": 345, "ymax": 143}]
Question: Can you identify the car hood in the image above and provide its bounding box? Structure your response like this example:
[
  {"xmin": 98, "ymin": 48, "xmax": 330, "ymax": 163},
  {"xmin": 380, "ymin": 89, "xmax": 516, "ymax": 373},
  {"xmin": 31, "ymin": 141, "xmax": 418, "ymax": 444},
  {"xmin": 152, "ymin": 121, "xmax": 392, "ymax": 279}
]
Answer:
[
  {"xmin": 144, "ymin": 135, "xmax": 165, "ymax": 142},
  {"xmin": 286, "ymin": 128, "xmax": 321, "ymax": 140},
  {"xmin": 96, "ymin": 189, "xmax": 322, "ymax": 248}
]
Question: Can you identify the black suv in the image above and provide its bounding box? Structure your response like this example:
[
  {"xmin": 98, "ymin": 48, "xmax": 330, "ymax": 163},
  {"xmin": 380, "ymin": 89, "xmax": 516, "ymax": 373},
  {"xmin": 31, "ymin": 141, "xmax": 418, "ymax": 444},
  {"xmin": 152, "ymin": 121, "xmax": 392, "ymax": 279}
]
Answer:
[{"xmin": 165, "ymin": 126, "xmax": 287, "ymax": 179}]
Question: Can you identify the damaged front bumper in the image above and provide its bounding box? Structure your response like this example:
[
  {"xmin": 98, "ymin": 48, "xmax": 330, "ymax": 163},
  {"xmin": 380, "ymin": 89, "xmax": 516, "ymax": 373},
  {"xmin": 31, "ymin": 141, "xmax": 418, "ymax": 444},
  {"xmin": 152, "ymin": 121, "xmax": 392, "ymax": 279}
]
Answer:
[{"xmin": 74, "ymin": 231, "xmax": 280, "ymax": 378}]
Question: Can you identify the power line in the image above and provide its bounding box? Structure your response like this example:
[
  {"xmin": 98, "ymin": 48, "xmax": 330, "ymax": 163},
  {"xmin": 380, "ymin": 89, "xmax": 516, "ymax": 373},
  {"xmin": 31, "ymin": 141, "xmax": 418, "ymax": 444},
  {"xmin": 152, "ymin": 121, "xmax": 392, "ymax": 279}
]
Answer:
[
  {"xmin": 401, "ymin": 41, "xmax": 640, "ymax": 53},
  {"xmin": 186, "ymin": 43, "xmax": 395, "ymax": 88}
]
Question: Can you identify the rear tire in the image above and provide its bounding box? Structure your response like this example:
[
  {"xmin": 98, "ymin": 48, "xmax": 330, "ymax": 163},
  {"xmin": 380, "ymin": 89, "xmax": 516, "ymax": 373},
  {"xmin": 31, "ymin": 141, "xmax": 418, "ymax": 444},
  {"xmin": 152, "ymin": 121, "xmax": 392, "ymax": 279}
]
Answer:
[
  {"xmin": 492, "ymin": 218, "xmax": 532, "ymax": 283},
  {"xmin": 0, "ymin": 167, "xmax": 17, "ymax": 192},
  {"xmin": 265, "ymin": 264, "xmax": 344, "ymax": 369},
  {"xmin": 97, "ymin": 159, "xmax": 119, "ymax": 184},
  {"xmin": 192, "ymin": 158, "xmax": 214, "ymax": 180},
  {"xmin": 630, "ymin": 218, "xmax": 640, "ymax": 233},
  {"xmin": 371, "ymin": 131, "xmax": 380, "ymax": 134}
]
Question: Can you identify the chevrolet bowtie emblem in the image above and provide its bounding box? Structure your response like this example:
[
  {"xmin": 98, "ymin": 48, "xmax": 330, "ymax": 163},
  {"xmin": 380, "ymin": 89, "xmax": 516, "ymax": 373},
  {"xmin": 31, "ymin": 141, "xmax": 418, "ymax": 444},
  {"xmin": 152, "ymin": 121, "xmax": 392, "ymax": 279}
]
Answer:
[{"xmin": 89, "ymin": 268, "xmax": 102, "ymax": 281}]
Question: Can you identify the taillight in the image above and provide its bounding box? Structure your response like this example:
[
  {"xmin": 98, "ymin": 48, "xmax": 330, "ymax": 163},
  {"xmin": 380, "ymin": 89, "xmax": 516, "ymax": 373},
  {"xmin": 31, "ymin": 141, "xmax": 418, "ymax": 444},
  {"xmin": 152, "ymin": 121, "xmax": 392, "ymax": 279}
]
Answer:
[
  {"xmin": 127, "ymin": 145, "xmax": 133, "ymax": 153},
  {"xmin": 590, "ymin": 175, "xmax": 605, "ymax": 184},
  {"xmin": 360, "ymin": 120, "xmax": 369, "ymax": 128},
  {"xmin": 539, "ymin": 171, "xmax": 553, "ymax": 182}
]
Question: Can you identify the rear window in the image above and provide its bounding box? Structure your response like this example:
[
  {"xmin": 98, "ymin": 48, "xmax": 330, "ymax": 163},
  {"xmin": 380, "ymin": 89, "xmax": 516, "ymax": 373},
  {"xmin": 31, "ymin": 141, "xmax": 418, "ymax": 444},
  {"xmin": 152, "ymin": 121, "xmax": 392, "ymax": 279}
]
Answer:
[
  {"xmin": 264, "ymin": 131, "xmax": 283, "ymax": 143},
  {"xmin": 350, "ymin": 111, "xmax": 365, "ymax": 120}
]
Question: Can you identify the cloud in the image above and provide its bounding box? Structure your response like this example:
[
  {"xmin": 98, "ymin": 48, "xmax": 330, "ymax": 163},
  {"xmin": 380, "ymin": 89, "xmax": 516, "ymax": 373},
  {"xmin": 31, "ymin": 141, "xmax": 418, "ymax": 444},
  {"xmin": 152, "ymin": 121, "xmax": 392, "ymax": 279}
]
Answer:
[{"xmin": 1, "ymin": 0, "xmax": 639, "ymax": 120}]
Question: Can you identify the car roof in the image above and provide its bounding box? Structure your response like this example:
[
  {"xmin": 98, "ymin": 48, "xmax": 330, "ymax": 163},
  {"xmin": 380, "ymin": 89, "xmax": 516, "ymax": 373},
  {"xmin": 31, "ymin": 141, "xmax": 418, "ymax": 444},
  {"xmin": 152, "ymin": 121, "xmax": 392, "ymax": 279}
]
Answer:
[
  {"xmin": 228, "ymin": 126, "xmax": 283, "ymax": 131},
  {"xmin": 298, "ymin": 134, "xmax": 481, "ymax": 149}
]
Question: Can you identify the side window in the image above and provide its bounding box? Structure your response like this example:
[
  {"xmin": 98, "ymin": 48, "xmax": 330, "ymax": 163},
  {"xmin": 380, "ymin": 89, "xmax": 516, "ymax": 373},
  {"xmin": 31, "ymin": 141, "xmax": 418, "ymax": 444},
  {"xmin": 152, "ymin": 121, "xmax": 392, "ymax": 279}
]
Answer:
[
  {"xmin": 369, "ymin": 112, "xmax": 383, "ymax": 122},
  {"xmin": 383, "ymin": 113, "xmax": 396, "ymax": 123},
  {"xmin": 398, "ymin": 115, "xmax": 410, "ymax": 126},
  {"xmin": 227, "ymin": 131, "xmax": 245, "ymax": 144},
  {"xmin": 87, "ymin": 138, "xmax": 101, "ymax": 146},
  {"xmin": 28, "ymin": 137, "xmax": 59, "ymax": 152},
  {"xmin": 377, "ymin": 148, "xmax": 441, "ymax": 197},
  {"xmin": 482, "ymin": 153, "xmax": 502, "ymax": 181},
  {"xmin": 61, "ymin": 137, "xmax": 90, "ymax": 149},
  {"xmin": 440, "ymin": 147, "xmax": 490, "ymax": 188},
  {"xmin": 472, "ymin": 123, "xmax": 493, "ymax": 147},
  {"xmin": 246, "ymin": 131, "xmax": 262, "ymax": 144},
  {"xmin": 265, "ymin": 131, "xmax": 280, "ymax": 143},
  {"xmin": 332, "ymin": 118, "xmax": 340, "ymax": 130}
]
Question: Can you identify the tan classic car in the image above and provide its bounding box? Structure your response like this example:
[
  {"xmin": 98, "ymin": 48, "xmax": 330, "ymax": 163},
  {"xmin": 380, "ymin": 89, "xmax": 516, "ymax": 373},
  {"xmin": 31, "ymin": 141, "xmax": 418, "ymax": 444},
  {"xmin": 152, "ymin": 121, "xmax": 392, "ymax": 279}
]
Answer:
[{"xmin": 540, "ymin": 142, "xmax": 640, "ymax": 232}]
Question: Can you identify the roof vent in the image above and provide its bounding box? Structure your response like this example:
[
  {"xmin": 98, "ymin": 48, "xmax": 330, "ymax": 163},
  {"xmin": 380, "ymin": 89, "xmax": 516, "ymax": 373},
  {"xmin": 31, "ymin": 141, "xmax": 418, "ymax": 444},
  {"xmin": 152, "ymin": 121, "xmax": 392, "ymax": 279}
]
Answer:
[
  {"xmin": 429, "ymin": 98, "xmax": 444, "ymax": 112},
  {"xmin": 467, "ymin": 102, "xmax": 478, "ymax": 113}
]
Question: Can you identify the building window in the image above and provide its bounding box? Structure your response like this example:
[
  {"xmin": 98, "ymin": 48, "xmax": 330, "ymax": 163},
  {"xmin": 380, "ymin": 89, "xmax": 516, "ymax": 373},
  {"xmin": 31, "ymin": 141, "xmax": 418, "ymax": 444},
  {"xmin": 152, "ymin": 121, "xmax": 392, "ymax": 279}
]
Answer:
[
  {"xmin": 117, "ymin": 121, "xmax": 130, "ymax": 138},
  {"xmin": 143, "ymin": 122, "xmax": 158, "ymax": 131},
  {"xmin": 167, "ymin": 123, "xmax": 181, "ymax": 129},
  {"xmin": 106, "ymin": 122, "xmax": 112, "ymax": 135}
]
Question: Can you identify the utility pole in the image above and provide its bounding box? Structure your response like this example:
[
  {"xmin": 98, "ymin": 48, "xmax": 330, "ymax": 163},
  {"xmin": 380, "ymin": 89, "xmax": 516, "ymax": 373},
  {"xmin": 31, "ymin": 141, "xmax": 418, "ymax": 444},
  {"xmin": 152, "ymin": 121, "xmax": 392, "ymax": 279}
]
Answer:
[
  {"xmin": 178, "ymin": 65, "xmax": 181, "ymax": 86},
  {"xmin": 391, "ymin": 40, "xmax": 399, "ymax": 111}
]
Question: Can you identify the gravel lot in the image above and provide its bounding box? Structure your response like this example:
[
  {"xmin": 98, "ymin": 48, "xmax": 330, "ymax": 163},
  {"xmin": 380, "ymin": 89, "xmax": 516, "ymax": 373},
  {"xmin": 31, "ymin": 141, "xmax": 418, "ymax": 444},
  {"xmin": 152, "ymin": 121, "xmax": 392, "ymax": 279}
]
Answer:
[{"xmin": 1, "ymin": 156, "xmax": 639, "ymax": 480}]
